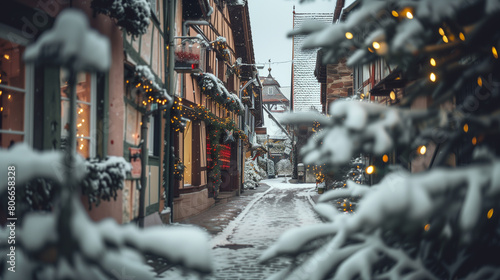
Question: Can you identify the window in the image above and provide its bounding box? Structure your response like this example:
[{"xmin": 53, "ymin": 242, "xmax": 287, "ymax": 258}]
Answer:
[
  {"xmin": 148, "ymin": 113, "xmax": 160, "ymax": 156},
  {"xmin": 0, "ymin": 36, "xmax": 33, "ymax": 148},
  {"xmin": 60, "ymin": 70, "xmax": 96, "ymax": 158}
]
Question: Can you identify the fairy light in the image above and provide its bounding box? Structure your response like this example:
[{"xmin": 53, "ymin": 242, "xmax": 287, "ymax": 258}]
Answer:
[
  {"xmin": 391, "ymin": 10, "xmax": 399, "ymax": 17},
  {"xmin": 390, "ymin": 91, "xmax": 396, "ymax": 100},
  {"xmin": 406, "ymin": 11, "xmax": 413, "ymax": 19},
  {"xmin": 4, "ymin": 54, "xmax": 10, "ymax": 60},
  {"xmin": 439, "ymin": 28, "xmax": 445, "ymax": 36},
  {"xmin": 430, "ymin": 58, "xmax": 436, "ymax": 66},
  {"xmin": 365, "ymin": 165, "xmax": 375, "ymax": 175},
  {"xmin": 442, "ymin": 36, "xmax": 449, "ymax": 43},
  {"xmin": 430, "ymin": 73, "xmax": 436, "ymax": 82},
  {"xmin": 424, "ymin": 224, "xmax": 430, "ymax": 231},
  {"xmin": 487, "ymin": 208, "xmax": 494, "ymax": 219},
  {"xmin": 345, "ymin": 32, "xmax": 353, "ymax": 39},
  {"xmin": 382, "ymin": 154, "xmax": 389, "ymax": 163},
  {"xmin": 472, "ymin": 137, "xmax": 477, "ymax": 145},
  {"xmin": 492, "ymin": 46, "xmax": 498, "ymax": 59},
  {"xmin": 8, "ymin": 94, "xmax": 11, "ymax": 100},
  {"xmin": 419, "ymin": 145, "xmax": 427, "ymax": 155},
  {"xmin": 478, "ymin": 76, "xmax": 483, "ymax": 87},
  {"xmin": 459, "ymin": 32, "xmax": 465, "ymax": 41},
  {"xmin": 463, "ymin": 123, "xmax": 469, "ymax": 133},
  {"xmin": 372, "ymin": 41, "xmax": 381, "ymax": 49}
]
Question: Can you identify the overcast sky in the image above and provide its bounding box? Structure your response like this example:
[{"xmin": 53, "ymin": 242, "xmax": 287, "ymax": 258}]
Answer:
[{"xmin": 248, "ymin": 0, "xmax": 336, "ymax": 98}]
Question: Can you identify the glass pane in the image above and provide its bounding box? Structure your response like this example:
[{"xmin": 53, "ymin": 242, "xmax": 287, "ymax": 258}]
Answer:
[
  {"xmin": 0, "ymin": 38, "xmax": 25, "ymax": 89},
  {"xmin": 61, "ymin": 101, "xmax": 91, "ymax": 138},
  {"xmin": 60, "ymin": 71, "xmax": 90, "ymax": 102},
  {"xmin": 0, "ymin": 133, "xmax": 23, "ymax": 149},
  {"xmin": 0, "ymin": 90, "xmax": 25, "ymax": 132}
]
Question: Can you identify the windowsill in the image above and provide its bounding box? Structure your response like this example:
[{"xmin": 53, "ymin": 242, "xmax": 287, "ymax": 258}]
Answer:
[{"xmin": 178, "ymin": 185, "xmax": 207, "ymax": 195}]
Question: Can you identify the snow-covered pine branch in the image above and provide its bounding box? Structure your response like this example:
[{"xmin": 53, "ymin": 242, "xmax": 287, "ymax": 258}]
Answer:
[{"xmin": 261, "ymin": 159, "xmax": 500, "ymax": 279}]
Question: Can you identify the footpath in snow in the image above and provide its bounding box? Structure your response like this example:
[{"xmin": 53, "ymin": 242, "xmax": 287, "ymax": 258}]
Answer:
[{"xmin": 161, "ymin": 178, "xmax": 320, "ymax": 280}]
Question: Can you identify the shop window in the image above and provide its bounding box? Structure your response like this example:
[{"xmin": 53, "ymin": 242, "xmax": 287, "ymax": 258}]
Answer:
[
  {"xmin": 0, "ymin": 37, "xmax": 32, "ymax": 148},
  {"xmin": 60, "ymin": 70, "xmax": 96, "ymax": 158}
]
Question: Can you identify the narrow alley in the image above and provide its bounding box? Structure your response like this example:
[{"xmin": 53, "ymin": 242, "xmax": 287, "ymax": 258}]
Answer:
[{"xmin": 161, "ymin": 178, "xmax": 321, "ymax": 280}]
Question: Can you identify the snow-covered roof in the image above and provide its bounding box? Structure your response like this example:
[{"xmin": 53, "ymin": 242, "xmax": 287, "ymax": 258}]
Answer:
[
  {"xmin": 292, "ymin": 13, "xmax": 333, "ymax": 112},
  {"xmin": 261, "ymin": 72, "xmax": 289, "ymax": 104}
]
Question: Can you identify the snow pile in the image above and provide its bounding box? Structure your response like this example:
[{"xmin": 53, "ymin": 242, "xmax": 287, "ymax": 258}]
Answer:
[
  {"xmin": 261, "ymin": 160, "xmax": 500, "ymax": 279},
  {"xmin": 91, "ymin": 0, "xmax": 151, "ymax": 37},
  {"xmin": 266, "ymin": 159, "xmax": 275, "ymax": 177},
  {"xmin": 23, "ymin": 9, "xmax": 110, "ymax": 72}
]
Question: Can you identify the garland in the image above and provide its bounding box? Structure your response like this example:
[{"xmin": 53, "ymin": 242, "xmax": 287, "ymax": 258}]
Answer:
[
  {"xmin": 183, "ymin": 104, "xmax": 247, "ymax": 192},
  {"xmin": 213, "ymin": 36, "xmax": 230, "ymax": 62},
  {"xmin": 127, "ymin": 65, "xmax": 171, "ymax": 107},
  {"xmin": 91, "ymin": 0, "xmax": 151, "ymax": 37},
  {"xmin": 197, "ymin": 73, "xmax": 245, "ymax": 115}
]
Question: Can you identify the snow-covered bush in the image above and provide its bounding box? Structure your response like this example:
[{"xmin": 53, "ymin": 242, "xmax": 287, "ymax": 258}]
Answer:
[
  {"xmin": 263, "ymin": 0, "xmax": 500, "ymax": 279},
  {"xmin": 275, "ymin": 159, "xmax": 292, "ymax": 176},
  {"xmin": 266, "ymin": 159, "xmax": 275, "ymax": 178},
  {"xmin": 244, "ymin": 157, "xmax": 265, "ymax": 189}
]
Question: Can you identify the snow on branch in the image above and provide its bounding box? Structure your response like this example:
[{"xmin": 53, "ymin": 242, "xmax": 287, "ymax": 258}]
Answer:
[
  {"xmin": 0, "ymin": 144, "xmax": 86, "ymax": 193},
  {"xmin": 0, "ymin": 197, "xmax": 212, "ymax": 279},
  {"xmin": 198, "ymin": 72, "xmax": 245, "ymax": 115},
  {"xmin": 287, "ymin": 100, "xmax": 432, "ymax": 165},
  {"xmin": 261, "ymin": 159, "xmax": 500, "ymax": 279},
  {"xmin": 23, "ymin": 9, "xmax": 110, "ymax": 72},
  {"xmin": 91, "ymin": 0, "xmax": 151, "ymax": 37}
]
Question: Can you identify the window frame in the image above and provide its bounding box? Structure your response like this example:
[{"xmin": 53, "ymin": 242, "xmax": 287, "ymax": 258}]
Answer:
[{"xmin": 0, "ymin": 28, "xmax": 34, "ymax": 148}]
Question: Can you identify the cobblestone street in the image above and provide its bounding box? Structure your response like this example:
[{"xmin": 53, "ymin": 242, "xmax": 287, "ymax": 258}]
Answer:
[{"xmin": 161, "ymin": 178, "xmax": 321, "ymax": 280}]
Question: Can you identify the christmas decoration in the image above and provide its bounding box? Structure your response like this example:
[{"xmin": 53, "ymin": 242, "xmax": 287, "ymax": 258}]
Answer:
[
  {"xmin": 197, "ymin": 72, "xmax": 245, "ymax": 115},
  {"xmin": 91, "ymin": 0, "xmax": 151, "ymax": 37}
]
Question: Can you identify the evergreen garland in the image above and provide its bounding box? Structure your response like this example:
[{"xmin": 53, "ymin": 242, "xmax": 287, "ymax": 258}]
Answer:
[
  {"xmin": 91, "ymin": 0, "xmax": 151, "ymax": 37},
  {"xmin": 197, "ymin": 73, "xmax": 245, "ymax": 115}
]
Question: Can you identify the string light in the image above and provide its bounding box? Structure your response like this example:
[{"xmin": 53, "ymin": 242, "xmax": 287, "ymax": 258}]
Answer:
[
  {"xmin": 4, "ymin": 54, "xmax": 10, "ymax": 60},
  {"xmin": 472, "ymin": 137, "xmax": 477, "ymax": 145},
  {"xmin": 492, "ymin": 46, "xmax": 498, "ymax": 59},
  {"xmin": 424, "ymin": 224, "xmax": 430, "ymax": 231},
  {"xmin": 372, "ymin": 41, "xmax": 381, "ymax": 49},
  {"xmin": 345, "ymin": 32, "xmax": 353, "ymax": 39},
  {"xmin": 442, "ymin": 36, "xmax": 449, "ymax": 43},
  {"xmin": 430, "ymin": 73, "xmax": 436, "ymax": 82},
  {"xmin": 419, "ymin": 145, "xmax": 427, "ymax": 155},
  {"xmin": 365, "ymin": 165, "xmax": 375, "ymax": 175},
  {"xmin": 459, "ymin": 32, "xmax": 465, "ymax": 41},
  {"xmin": 438, "ymin": 28, "xmax": 445, "ymax": 36},
  {"xmin": 406, "ymin": 11, "xmax": 413, "ymax": 19},
  {"xmin": 390, "ymin": 91, "xmax": 396, "ymax": 100},
  {"xmin": 430, "ymin": 58, "xmax": 436, "ymax": 66},
  {"xmin": 391, "ymin": 10, "xmax": 399, "ymax": 17},
  {"xmin": 463, "ymin": 123, "xmax": 469, "ymax": 133},
  {"xmin": 382, "ymin": 154, "xmax": 389, "ymax": 162},
  {"xmin": 487, "ymin": 208, "xmax": 494, "ymax": 219}
]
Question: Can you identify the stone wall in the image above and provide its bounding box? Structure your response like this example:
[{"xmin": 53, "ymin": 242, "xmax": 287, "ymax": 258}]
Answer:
[{"xmin": 326, "ymin": 59, "xmax": 353, "ymax": 110}]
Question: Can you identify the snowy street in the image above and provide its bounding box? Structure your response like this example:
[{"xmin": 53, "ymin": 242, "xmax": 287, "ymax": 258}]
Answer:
[{"xmin": 161, "ymin": 178, "xmax": 321, "ymax": 280}]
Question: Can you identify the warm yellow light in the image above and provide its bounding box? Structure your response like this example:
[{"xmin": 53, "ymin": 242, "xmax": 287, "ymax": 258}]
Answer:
[
  {"xmin": 0, "ymin": 91, "xmax": 2, "ymax": 96},
  {"xmin": 372, "ymin": 41, "xmax": 381, "ymax": 49},
  {"xmin": 430, "ymin": 58, "xmax": 436, "ymax": 66},
  {"xmin": 477, "ymin": 76, "xmax": 483, "ymax": 87},
  {"xmin": 492, "ymin": 46, "xmax": 498, "ymax": 59},
  {"xmin": 424, "ymin": 224, "xmax": 430, "ymax": 231},
  {"xmin": 345, "ymin": 32, "xmax": 353, "ymax": 39},
  {"xmin": 419, "ymin": 145, "xmax": 427, "ymax": 155},
  {"xmin": 4, "ymin": 54, "xmax": 10, "ymax": 60},
  {"xmin": 8, "ymin": 94, "xmax": 11, "ymax": 99},
  {"xmin": 459, "ymin": 32, "xmax": 465, "ymax": 41},
  {"xmin": 0, "ymin": 107, "xmax": 2, "ymax": 112},
  {"xmin": 439, "ymin": 28, "xmax": 445, "ymax": 36},
  {"xmin": 463, "ymin": 123, "xmax": 469, "ymax": 133},
  {"xmin": 82, "ymin": 119, "xmax": 85, "ymax": 123},
  {"xmin": 390, "ymin": 91, "xmax": 396, "ymax": 100},
  {"xmin": 382, "ymin": 154, "xmax": 389, "ymax": 163},
  {"xmin": 430, "ymin": 73, "xmax": 436, "ymax": 82},
  {"xmin": 391, "ymin": 10, "xmax": 399, "ymax": 17},
  {"xmin": 472, "ymin": 137, "xmax": 477, "ymax": 145},
  {"xmin": 406, "ymin": 11, "xmax": 413, "ymax": 19},
  {"xmin": 487, "ymin": 208, "xmax": 494, "ymax": 219},
  {"xmin": 360, "ymin": 93, "xmax": 365, "ymax": 99},
  {"xmin": 365, "ymin": 165, "xmax": 375, "ymax": 175},
  {"xmin": 442, "ymin": 36, "xmax": 449, "ymax": 43}
]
